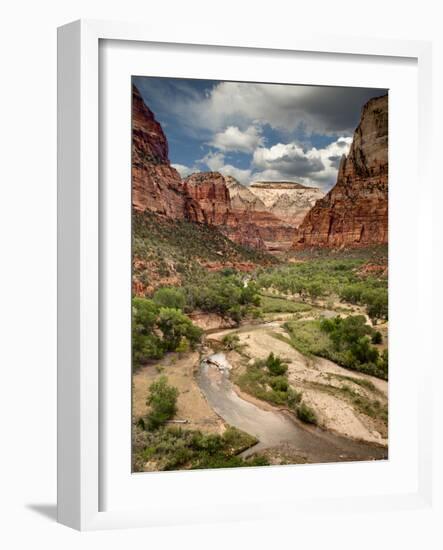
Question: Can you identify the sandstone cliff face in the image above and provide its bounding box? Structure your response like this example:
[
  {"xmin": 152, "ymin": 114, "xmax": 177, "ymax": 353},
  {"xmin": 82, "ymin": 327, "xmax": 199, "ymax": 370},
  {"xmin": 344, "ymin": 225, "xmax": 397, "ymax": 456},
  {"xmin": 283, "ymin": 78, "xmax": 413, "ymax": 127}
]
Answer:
[
  {"xmin": 183, "ymin": 172, "xmax": 266, "ymax": 249},
  {"xmin": 249, "ymin": 181, "xmax": 324, "ymax": 226},
  {"xmin": 225, "ymin": 176, "xmax": 267, "ymax": 212},
  {"xmin": 293, "ymin": 94, "xmax": 388, "ymax": 248},
  {"xmin": 132, "ymin": 84, "xmax": 202, "ymax": 221},
  {"xmin": 224, "ymin": 176, "xmax": 296, "ymax": 250},
  {"xmin": 184, "ymin": 172, "xmax": 232, "ymax": 225}
]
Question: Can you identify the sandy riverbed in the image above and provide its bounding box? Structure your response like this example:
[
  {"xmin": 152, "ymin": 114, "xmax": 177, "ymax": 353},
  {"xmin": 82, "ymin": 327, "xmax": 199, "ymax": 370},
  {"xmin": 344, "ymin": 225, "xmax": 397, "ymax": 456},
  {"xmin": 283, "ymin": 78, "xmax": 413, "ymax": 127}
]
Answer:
[{"xmin": 209, "ymin": 319, "xmax": 388, "ymax": 446}]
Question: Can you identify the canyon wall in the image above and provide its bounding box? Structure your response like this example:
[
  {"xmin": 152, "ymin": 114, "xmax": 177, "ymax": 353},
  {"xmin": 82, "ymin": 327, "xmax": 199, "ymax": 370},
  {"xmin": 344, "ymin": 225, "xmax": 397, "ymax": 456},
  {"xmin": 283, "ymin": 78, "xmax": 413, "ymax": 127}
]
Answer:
[
  {"xmin": 293, "ymin": 94, "xmax": 388, "ymax": 248},
  {"xmin": 132, "ymin": 84, "xmax": 202, "ymax": 221},
  {"xmin": 249, "ymin": 182, "xmax": 324, "ymax": 226}
]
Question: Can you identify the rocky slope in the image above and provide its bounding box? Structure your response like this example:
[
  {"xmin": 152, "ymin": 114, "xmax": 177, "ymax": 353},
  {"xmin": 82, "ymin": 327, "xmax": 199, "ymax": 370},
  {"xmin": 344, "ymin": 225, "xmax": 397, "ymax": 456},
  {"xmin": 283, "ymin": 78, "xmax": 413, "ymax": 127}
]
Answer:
[
  {"xmin": 132, "ymin": 84, "xmax": 202, "ymax": 221},
  {"xmin": 184, "ymin": 172, "xmax": 232, "ymax": 226},
  {"xmin": 293, "ymin": 94, "xmax": 388, "ymax": 248},
  {"xmin": 249, "ymin": 182, "xmax": 324, "ymax": 226},
  {"xmin": 185, "ymin": 173, "xmax": 298, "ymax": 250},
  {"xmin": 225, "ymin": 177, "xmax": 267, "ymax": 213}
]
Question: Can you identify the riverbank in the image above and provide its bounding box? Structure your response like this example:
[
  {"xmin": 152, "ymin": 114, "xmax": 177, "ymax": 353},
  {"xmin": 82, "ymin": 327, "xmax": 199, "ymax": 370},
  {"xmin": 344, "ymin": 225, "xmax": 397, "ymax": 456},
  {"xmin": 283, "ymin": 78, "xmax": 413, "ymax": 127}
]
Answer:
[
  {"xmin": 198, "ymin": 352, "xmax": 387, "ymax": 464},
  {"xmin": 208, "ymin": 313, "xmax": 388, "ymax": 446}
]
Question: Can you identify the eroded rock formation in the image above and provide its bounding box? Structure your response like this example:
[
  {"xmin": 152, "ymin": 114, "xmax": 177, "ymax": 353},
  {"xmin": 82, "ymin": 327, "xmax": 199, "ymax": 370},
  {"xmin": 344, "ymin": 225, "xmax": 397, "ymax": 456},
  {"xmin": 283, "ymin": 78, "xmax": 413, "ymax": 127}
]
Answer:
[
  {"xmin": 132, "ymin": 84, "xmax": 202, "ymax": 221},
  {"xmin": 293, "ymin": 94, "xmax": 388, "ymax": 248},
  {"xmin": 249, "ymin": 182, "xmax": 324, "ymax": 226}
]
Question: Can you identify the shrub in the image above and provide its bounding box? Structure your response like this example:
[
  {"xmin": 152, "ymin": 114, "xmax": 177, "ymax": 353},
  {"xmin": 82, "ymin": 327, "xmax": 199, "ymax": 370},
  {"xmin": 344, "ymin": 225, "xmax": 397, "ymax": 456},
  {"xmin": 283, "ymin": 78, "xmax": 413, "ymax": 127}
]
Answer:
[
  {"xmin": 286, "ymin": 387, "xmax": 303, "ymax": 408},
  {"xmin": 132, "ymin": 296, "xmax": 159, "ymax": 331},
  {"xmin": 269, "ymin": 376, "xmax": 289, "ymax": 392},
  {"xmin": 132, "ymin": 331, "xmax": 164, "ymax": 367},
  {"xmin": 153, "ymin": 287, "xmax": 186, "ymax": 310},
  {"xmin": 265, "ymin": 352, "xmax": 288, "ymax": 376},
  {"xmin": 157, "ymin": 307, "xmax": 203, "ymax": 352},
  {"xmin": 221, "ymin": 334, "xmax": 243, "ymax": 352},
  {"xmin": 175, "ymin": 336, "xmax": 190, "ymax": 355},
  {"xmin": 183, "ymin": 273, "xmax": 260, "ymax": 322},
  {"xmin": 297, "ymin": 402, "xmax": 318, "ymax": 425},
  {"xmin": 131, "ymin": 297, "xmax": 203, "ymax": 366},
  {"xmin": 132, "ymin": 297, "xmax": 164, "ymax": 367},
  {"xmin": 146, "ymin": 376, "xmax": 179, "ymax": 430},
  {"xmin": 371, "ymin": 331, "xmax": 383, "ymax": 344}
]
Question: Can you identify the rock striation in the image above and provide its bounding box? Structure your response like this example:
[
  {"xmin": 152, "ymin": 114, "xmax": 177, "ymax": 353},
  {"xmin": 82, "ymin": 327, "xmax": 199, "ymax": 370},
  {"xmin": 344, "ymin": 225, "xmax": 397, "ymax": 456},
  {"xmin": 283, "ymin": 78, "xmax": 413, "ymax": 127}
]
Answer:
[
  {"xmin": 132, "ymin": 84, "xmax": 202, "ymax": 221},
  {"xmin": 249, "ymin": 181, "xmax": 325, "ymax": 227},
  {"xmin": 293, "ymin": 94, "xmax": 388, "ymax": 248},
  {"xmin": 224, "ymin": 176, "xmax": 296, "ymax": 250},
  {"xmin": 184, "ymin": 172, "xmax": 232, "ymax": 226}
]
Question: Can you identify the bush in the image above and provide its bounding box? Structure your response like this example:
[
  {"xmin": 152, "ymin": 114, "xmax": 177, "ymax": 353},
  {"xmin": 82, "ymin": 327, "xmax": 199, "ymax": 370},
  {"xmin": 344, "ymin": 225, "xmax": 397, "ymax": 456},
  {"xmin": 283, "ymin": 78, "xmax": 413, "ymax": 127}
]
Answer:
[
  {"xmin": 269, "ymin": 376, "xmax": 289, "ymax": 392},
  {"xmin": 153, "ymin": 287, "xmax": 186, "ymax": 310},
  {"xmin": 221, "ymin": 334, "xmax": 243, "ymax": 352},
  {"xmin": 146, "ymin": 376, "xmax": 179, "ymax": 430},
  {"xmin": 132, "ymin": 424, "xmax": 266, "ymax": 472},
  {"xmin": 132, "ymin": 297, "xmax": 203, "ymax": 366},
  {"xmin": 321, "ymin": 315, "xmax": 373, "ymax": 351},
  {"xmin": 363, "ymin": 289, "xmax": 388, "ymax": 322},
  {"xmin": 183, "ymin": 273, "xmax": 260, "ymax": 322},
  {"xmin": 235, "ymin": 353, "xmax": 301, "ymax": 409},
  {"xmin": 296, "ymin": 402, "xmax": 318, "ymax": 425},
  {"xmin": 265, "ymin": 352, "xmax": 288, "ymax": 376},
  {"xmin": 371, "ymin": 331, "xmax": 383, "ymax": 344},
  {"xmin": 132, "ymin": 331, "xmax": 164, "ymax": 367},
  {"xmin": 132, "ymin": 297, "xmax": 164, "ymax": 367},
  {"xmin": 157, "ymin": 307, "xmax": 203, "ymax": 352},
  {"xmin": 284, "ymin": 316, "xmax": 388, "ymax": 380}
]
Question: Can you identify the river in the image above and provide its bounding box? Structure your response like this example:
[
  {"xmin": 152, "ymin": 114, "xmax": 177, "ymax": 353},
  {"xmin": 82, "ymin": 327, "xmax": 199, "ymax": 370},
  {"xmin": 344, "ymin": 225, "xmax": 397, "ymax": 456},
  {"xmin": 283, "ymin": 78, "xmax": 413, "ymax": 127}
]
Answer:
[{"xmin": 198, "ymin": 353, "xmax": 387, "ymax": 464}]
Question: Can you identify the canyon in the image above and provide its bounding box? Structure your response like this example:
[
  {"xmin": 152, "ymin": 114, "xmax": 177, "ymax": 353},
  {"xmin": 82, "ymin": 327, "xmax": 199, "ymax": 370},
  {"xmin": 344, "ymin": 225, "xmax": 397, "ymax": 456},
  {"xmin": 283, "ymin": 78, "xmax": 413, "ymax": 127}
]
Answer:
[
  {"xmin": 133, "ymin": 84, "xmax": 388, "ymax": 253},
  {"xmin": 132, "ymin": 84, "xmax": 321, "ymax": 251},
  {"xmin": 293, "ymin": 94, "xmax": 388, "ymax": 248}
]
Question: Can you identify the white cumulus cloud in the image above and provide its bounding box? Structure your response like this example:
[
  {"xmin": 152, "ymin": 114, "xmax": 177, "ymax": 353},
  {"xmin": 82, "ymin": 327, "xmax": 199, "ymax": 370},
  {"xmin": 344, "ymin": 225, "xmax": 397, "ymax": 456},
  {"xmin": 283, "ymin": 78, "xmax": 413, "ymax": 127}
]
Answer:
[
  {"xmin": 197, "ymin": 152, "xmax": 252, "ymax": 184},
  {"xmin": 172, "ymin": 163, "xmax": 195, "ymax": 178},
  {"xmin": 251, "ymin": 137, "xmax": 352, "ymax": 190},
  {"xmin": 210, "ymin": 125, "xmax": 264, "ymax": 153}
]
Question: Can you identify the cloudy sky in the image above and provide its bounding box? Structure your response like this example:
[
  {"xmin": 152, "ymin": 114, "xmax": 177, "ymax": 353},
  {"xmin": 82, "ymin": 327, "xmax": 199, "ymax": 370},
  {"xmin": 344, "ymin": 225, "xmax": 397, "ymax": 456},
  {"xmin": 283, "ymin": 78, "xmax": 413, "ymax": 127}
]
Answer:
[{"xmin": 133, "ymin": 76, "xmax": 387, "ymax": 191}]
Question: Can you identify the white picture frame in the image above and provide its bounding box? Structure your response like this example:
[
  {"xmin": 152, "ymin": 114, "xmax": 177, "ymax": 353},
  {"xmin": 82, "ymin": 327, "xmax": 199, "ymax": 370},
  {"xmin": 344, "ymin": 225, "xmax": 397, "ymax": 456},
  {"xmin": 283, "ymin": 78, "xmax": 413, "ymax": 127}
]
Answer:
[{"xmin": 57, "ymin": 19, "xmax": 433, "ymax": 531}]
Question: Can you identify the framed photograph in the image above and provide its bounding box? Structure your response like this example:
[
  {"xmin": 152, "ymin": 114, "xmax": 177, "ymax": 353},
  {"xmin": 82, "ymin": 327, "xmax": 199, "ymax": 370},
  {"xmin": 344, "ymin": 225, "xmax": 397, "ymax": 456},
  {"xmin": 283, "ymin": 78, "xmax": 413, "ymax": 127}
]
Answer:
[{"xmin": 57, "ymin": 19, "xmax": 433, "ymax": 530}]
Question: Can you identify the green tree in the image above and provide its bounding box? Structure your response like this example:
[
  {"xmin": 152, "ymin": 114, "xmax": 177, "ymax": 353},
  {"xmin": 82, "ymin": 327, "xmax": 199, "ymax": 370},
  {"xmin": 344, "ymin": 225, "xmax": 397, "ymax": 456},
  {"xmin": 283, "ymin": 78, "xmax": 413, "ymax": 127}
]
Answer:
[
  {"xmin": 146, "ymin": 376, "xmax": 179, "ymax": 430},
  {"xmin": 153, "ymin": 287, "xmax": 186, "ymax": 310},
  {"xmin": 132, "ymin": 297, "xmax": 163, "ymax": 367},
  {"xmin": 132, "ymin": 297, "xmax": 159, "ymax": 330},
  {"xmin": 371, "ymin": 331, "xmax": 383, "ymax": 344},
  {"xmin": 265, "ymin": 353, "xmax": 288, "ymax": 376},
  {"xmin": 157, "ymin": 307, "xmax": 202, "ymax": 352},
  {"xmin": 175, "ymin": 336, "xmax": 190, "ymax": 356},
  {"xmin": 297, "ymin": 402, "xmax": 318, "ymax": 425}
]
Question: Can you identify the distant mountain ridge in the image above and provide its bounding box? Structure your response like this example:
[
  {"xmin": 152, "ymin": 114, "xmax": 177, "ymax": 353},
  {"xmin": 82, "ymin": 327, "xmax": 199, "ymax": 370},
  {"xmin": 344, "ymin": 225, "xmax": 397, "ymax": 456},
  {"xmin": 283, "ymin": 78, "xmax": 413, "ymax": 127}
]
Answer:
[{"xmin": 248, "ymin": 180, "xmax": 325, "ymax": 226}]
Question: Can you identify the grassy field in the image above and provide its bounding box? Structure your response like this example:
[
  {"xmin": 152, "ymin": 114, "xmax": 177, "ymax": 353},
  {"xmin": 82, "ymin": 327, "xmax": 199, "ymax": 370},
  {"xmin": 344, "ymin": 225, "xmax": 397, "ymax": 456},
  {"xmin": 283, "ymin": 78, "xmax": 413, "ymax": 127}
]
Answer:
[{"xmin": 260, "ymin": 294, "xmax": 313, "ymax": 314}]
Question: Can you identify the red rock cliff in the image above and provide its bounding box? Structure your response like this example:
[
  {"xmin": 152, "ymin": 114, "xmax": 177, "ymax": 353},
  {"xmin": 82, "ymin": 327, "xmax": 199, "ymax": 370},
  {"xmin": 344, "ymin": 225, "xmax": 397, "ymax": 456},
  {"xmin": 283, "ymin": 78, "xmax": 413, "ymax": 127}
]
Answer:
[
  {"xmin": 132, "ymin": 84, "xmax": 202, "ymax": 221},
  {"xmin": 185, "ymin": 172, "xmax": 298, "ymax": 250},
  {"xmin": 183, "ymin": 172, "xmax": 232, "ymax": 225},
  {"xmin": 293, "ymin": 94, "xmax": 388, "ymax": 248}
]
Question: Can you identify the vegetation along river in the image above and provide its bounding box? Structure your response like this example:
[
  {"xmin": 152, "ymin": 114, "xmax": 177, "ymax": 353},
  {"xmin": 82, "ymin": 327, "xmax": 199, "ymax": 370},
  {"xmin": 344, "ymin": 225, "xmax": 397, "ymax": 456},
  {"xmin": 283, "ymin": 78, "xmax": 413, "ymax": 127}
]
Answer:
[{"xmin": 198, "ymin": 352, "xmax": 388, "ymax": 464}]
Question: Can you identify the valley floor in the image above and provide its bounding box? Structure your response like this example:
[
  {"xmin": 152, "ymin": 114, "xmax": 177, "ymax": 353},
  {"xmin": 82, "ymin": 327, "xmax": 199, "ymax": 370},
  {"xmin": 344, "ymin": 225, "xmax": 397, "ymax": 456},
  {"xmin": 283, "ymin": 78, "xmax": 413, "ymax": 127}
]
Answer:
[{"xmin": 133, "ymin": 292, "xmax": 388, "ymax": 471}]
